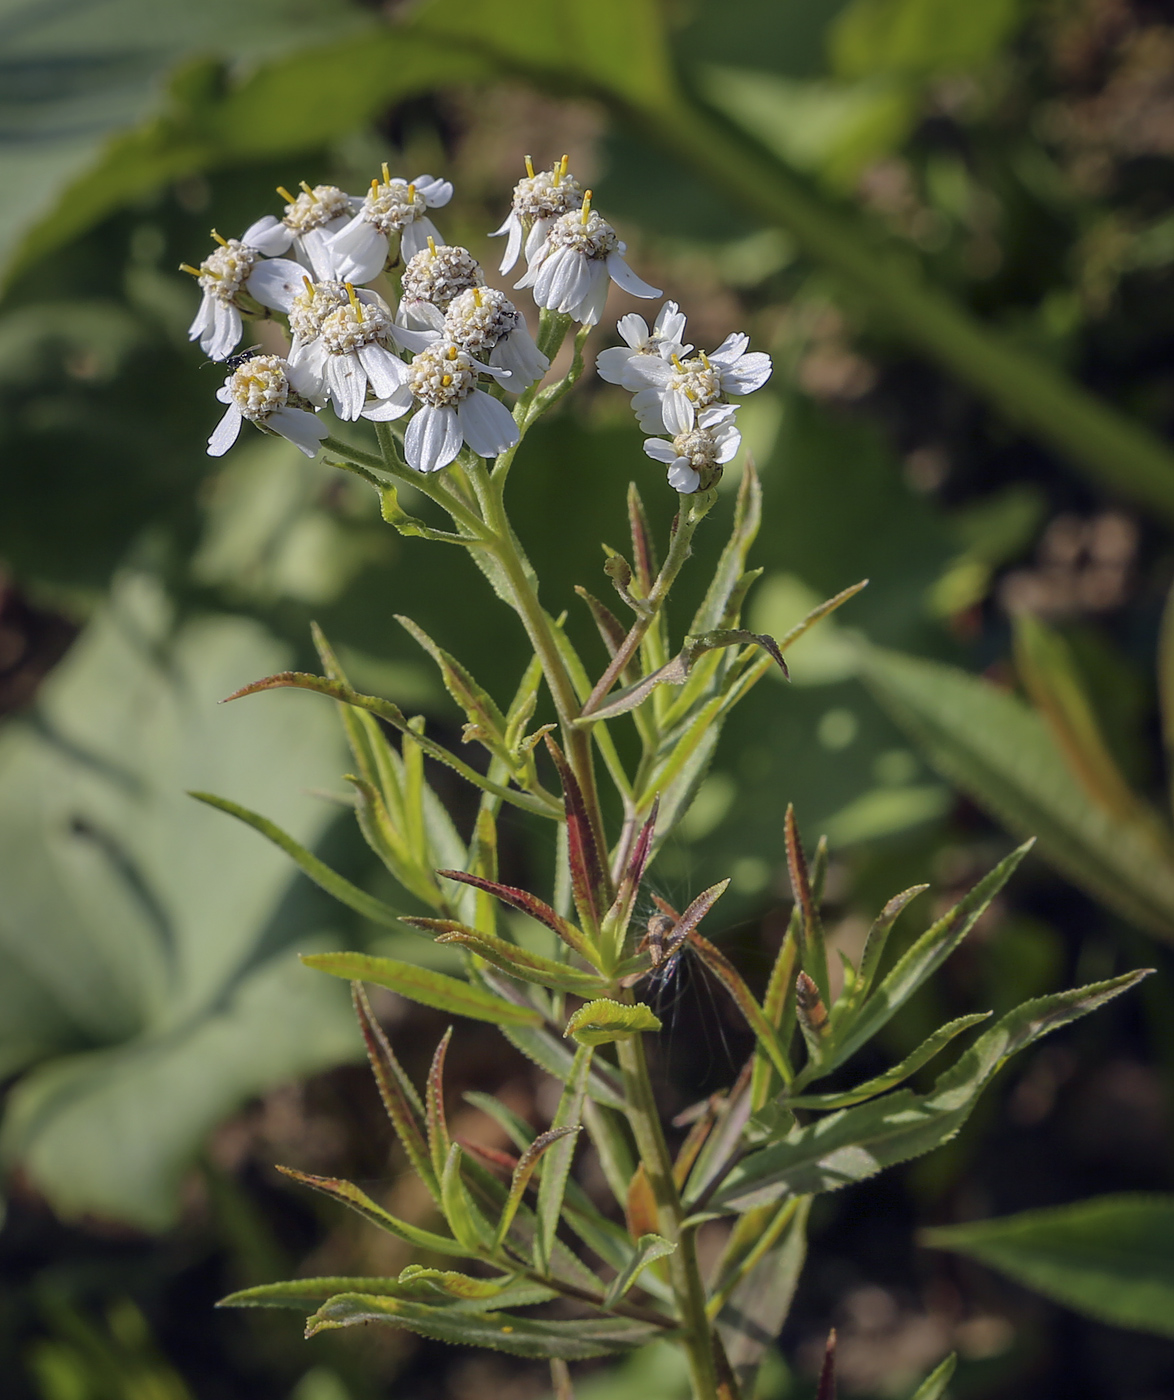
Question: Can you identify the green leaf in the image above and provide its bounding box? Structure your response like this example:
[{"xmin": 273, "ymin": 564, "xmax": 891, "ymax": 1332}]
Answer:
[
  {"xmin": 863, "ymin": 647, "xmax": 1174, "ymax": 941},
  {"xmin": 276, "ymin": 1166, "xmax": 468, "ymax": 1257},
  {"xmin": 907, "ymin": 1354, "xmax": 957, "ymax": 1400},
  {"xmin": 302, "ymin": 952, "xmax": 542, "ymax": 1027},
  {"xmin": 811, "ymin": 841, "xmax": 1033, "ymax": 1082},
  {"xmin": 604, "ymin": 1234, "xmax": 676, "ymax": 1306},
  {"xmin": 495, "ymin": 1127, "xmax": 581, "ymax": 1250},
  {"xmin": 409, "ymin": 919, "xmax": 607, "ymax": 996},
  {"xmin": 687, "ymin": 934, "xmax": 792, "ymax": 1084},
  {"xmin": 535, "ymin": 1046, "xmax": 592, "ymax": 1274},
  {"xmin": 353, "ymin": 985, "xmax": 436, "ymax": 1200},
  {"xmin": 426, "ymin": 1029, "xmax": 454, "ymax": 1181},
  {"xmin": 849, "ymin": 884, "xmax": 929, "ymax": 1010},
  {"xmin": 304, "ymin": 1291, "xmax": 665, "ymax": 1358},
  {"xmin": 922, "ymin": 1195, "xmax": 1174, "ymax": 1339},
  {"xmin": 785, "ymin": 1014, "xmax": 991, "ymax": 1109},
  {"xmin": 396, "ymin": 616, "xmax": 511, "ymax": 761},
  {"xmin": 441, "ymin": 1142, "xmax": 493, "ymax": 1252},
  {"xmin": 714, "ymin": 971, "xmax": 1150, "ymax": 1212},
  {"xmin": 564, "ymin": 1000, "xmax": 662, "ymax": 1047},
  {"xmin": 831, "ymin": 0, "xmax": 1022, "ymax": 81},
  {"xmin": 189, "ymin": 791, "xmax": 405, "ymax": 929},
  {"xmin": 217, "ymin": 1271, "xmax": 543, "ymax": 1311}
]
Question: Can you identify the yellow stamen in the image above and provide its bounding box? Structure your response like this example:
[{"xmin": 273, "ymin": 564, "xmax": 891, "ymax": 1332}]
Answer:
[
  {"xmin": 441, "ymin": 373, "xmax": 453, "ymax": 387},
  {"xmin": 371, "ymin": 177, "xmax": 379, "ymax": 195},
  {"xmin": 473, "ymin": 288, "xmax": 483, "ymax": 306},
  {"xmin": 210, "ymin": 229, "xmax": 228, "ymax": 247},
  {"xmin": 345, "ymin": 281, "xmax": 360, "ymax": 312},
  {"xmin": 427, "ymin": 236, "xmax": 438, "ymax": 257},
  {"xmin": 685, "ymin": 388, "xmax": 697, "ymax": 401},
  {"xmin": 447, "ymin": 345, "xmax": 459, "ymax": 361},
  {"xmin": 524, "ymin": 154, "xmax": 535, "ymax": 178},
  {"xmin": 276, "ymin": 186, "xmax": 296, "ymax": 205},
  {"xmin": 407, "ymin": 183, "xmax": 415, "ymax": 200},
  {"xmin": 700, "ymin": 351, "xmax": 711, "ymax": 368},
  {"xmin": 302, "ymin": 276, "xmax": 315, "ymax": 295},
  {"xmin": 382, "ymin": 162, "xmax": 390, "ymax": 185},
  {"xmin": 580, "ymin": 190, "xmax": 592, "ymax": 224},
  {"xmin": 179, "ymin": 263, "xmax": 202, "ymax": 277},
  {"xmin": 559, "ymin": 153, "xmax": 569, "ymax": 181},
  {"xmin": 671, "ymin": 353, "xmax": 684, "ymax": 371},
  {"xmin": 300, "ymin": 181, "xmax": 319, "ymax": 201}
]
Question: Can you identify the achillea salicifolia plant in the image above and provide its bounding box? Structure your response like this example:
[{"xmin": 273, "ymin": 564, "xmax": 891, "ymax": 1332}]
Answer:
[{"xmin": 187, "ymin": 157, "xmax": 1149, "ymax": 1400}]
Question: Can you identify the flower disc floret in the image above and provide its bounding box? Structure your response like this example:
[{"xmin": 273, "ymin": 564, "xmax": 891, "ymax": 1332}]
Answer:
[
  {"xmin": 282, "ymin": 184, "xmax": 354, "ymax": 234},
  {"xmin": 544, "ymin": 209, "xmax": 619, "ymax": 261},
  {"xmin": 443, "ymin": 287, "xmax": 518, "ymax": 353},
  {"xmin": 287, "ymin": 279, "xmax": 350, "ymax": 344},
  {"xmin": 401, "ymin": 245, "xmax": 485, "ymax": 311},
  {"xmin": 669, "ymin": 355, "xmax": 723, "ymax": 411},
  {"xmin": 642, "ymin": 404, "xmax": 742, "ymax": 494},
  {"xmin": 517, "ymin": 199, "xmax": 660, "ymax": 325},
  {"xmin": 228, "ymin": 355, "xmax": 289, "ymax": 418},
  {"xmin": 409, "ymin": 343, "xmax": 479, "ymax": 406},
  {"xmin": 207, "ymin": 354, "xmax": 326, "ymax": 459},
  {"xmin": 320, "ymin": 299, "xmax": 397, "ymax": 355},
  {"xmin": 490, "ymin": 156, "xmax": 584, "ymax": 274},
  {"xmin": 197, "ymin": 239, "xmax": 259, "ymax": 301}
]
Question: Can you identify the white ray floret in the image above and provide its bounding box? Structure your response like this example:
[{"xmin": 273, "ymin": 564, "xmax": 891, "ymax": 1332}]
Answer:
[
  {"xmin": 441, "ymin": 287, "xmax": 549, "ymax": 389},
  {"xmin": 595, "ymin": 300, "xmax": 691, "ymax": 386},
  {"xmin": 207, "ymin": 355, "xmax": 326, "ymax": 459},
  {"xmin": 623, "ymin": 332, "xmax": 773, "ymax": 434},
  {"xmin": 515, "ymin": 194, "xmax": 660, "ymax": 326},
  {"xmin": 183, "ymin": 225, "xmax": 305, "ymax": 361},
  {"xmin": 642, "ymin": 404, "xmax": 741, "ymax": 494},
  {"xmin": 363, "ymin": 341, "xmax": 519, "ymax": 473},
  {"xmin": 330, "ymin": 166, "xmax": 454, "ymax": 283},
  {"xmin": 271, "ymin": 182, "xmax": 360, "ymax": 281},
  {"xmin": 489, "ymin": 154, "xmax": 584, "ymax": 275},
  {"xmin": 397, "ymin": 242, "xmax": 487, "ymax": 331}
]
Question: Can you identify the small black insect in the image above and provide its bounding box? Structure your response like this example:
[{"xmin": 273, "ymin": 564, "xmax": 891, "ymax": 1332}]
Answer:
[{"xmin": 217, "ymin": 348, "xmax": 266, "ymax": 371}]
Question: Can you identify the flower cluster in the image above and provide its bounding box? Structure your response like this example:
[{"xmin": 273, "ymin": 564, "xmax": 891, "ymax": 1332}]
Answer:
[{"xmin": 183, "ymin": 155, "xmax": 770, "ymax": 489}]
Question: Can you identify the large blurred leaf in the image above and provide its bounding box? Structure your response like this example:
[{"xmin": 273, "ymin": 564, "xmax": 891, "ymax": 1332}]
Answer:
[
  {"xmin": 859, "ymin": 645, "xmax": 1174, "ymax": 942},
  {"xmin": 0, "ymin": 0, "xmax": 367, "ymax": 282},
  {"xmin": 0, "ymin": 572, "xmax": 358, "ymax": 1227},
  {"xmin": 923, "ymin": 1196, "xmax": 1174, "ymax": 1339}
]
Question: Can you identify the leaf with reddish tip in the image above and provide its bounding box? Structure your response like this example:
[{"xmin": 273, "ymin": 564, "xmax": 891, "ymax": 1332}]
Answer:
[
  {"xmin": 409, "ymin": 919, "xmax": 607, "ymax": 996},
  {"xmin": 658, "ymin": 879, "xmax": 731, "ymax": 966},
  {"xmin": 534, "ymin": 1045, "xmax": 593, "ymax": 1274},
  {"xmin": 436, "ymin": 871, "xmax": 595, "ymax": 962},
  {"xmin": 426, "ymin": 1028, "xmax": 453, "ymax": 1180},
  {"xmin": 605, "ymin": 799, "xmax": 659, "ymax": 947},
  {"xmin": 302, "ymin": 952, "xmax": 542, "ymax": 1027},
  {"xmin": 544, "ymin": 735, "xmax": 608, "ymax": 933},
  {"xmin": 817, "ymin": 1330, "xmax": 837, "ymax": 1400},
  {"xmin": 274, "ymin": 1166, "xmax": 467, "ymax": 1256},
  {"xmin": 784, "ymin": 806, "xmax": 829, "ymax": 1004},
  {"xmin": 495, "ymin": 1125, "xmax": 580, "ymax": 1249},
  {"xmin": 688, "ymin": 932, "xmax": 791, "ymax": 1084},
  {"xmin": 628, "ymin": 482, "xmax": 659, "ymax": 595},
  {"xmin": 396, "ymin": 615, "xmax": 511, "ymax": 761},
  {"xmin": 353, "ymin": 985, "xmax": 435, "ymax": 1198},
  {"xmin": 576, "ymin": 586, "xmax": 628, "ymax": 658}
]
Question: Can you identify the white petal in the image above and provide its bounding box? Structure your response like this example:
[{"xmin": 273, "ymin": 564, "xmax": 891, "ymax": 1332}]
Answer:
[
  {"xmin": 330, "ymin": 211, "xmax": 371, "ymax": 255},
  {"xmin": 524, "ymin": 218, "xmax": 553, "ymax": 263},
  {"xmin": 616, "ymin": 313, "xmax": 650, "ymax": 350},
  {"xmin": 662, "ymin": 389, "xmax": 695, "ymax": 435},
  {"xmin": 327, "ymin": 352, "xmax": 365, "ymax": 421},
  {"xmin": 595, "ymin": 345, "xmax": 636, "ymax": 385},
  {"xmin": 631, "ymin": 388, "xmax": 668, "ymax": 434},
  {"xmin": 189, "ymin": 293, "xmax": 216, "ymax": 344},
  {"xmin": 605, "ymin": 253, "xmax": 660, "ymax": 299},
  {"xmin": 401, "ymin": 217, "xmax": 443, "ymax": 262},
  {"xmin": 397, "ymin": 299, "xmax": 446, "ymax": 332},
  {"xmin": 416, "ymin": 176, "xmax": 453, "ymax": 207},
  {"xmin": 642, "ymin": 438, "xmax": 677, "ymax": 464},
  {"xmin": 491, "ymin": 325, "xmax": 548, "ymax": 387},
  {"xmin": 299, "ymin": 227, "xmax": 344, "ymax": 281},
  {"xmin": 715, "ymin": 425, "xmax": 742, "ymax": 464},
  {"xmin": 708, "ymin": 332, "xmax": 750, "ymax": 367},
  {"xmin": 457, "ymin": 390, "xmax": 520, "ymax": 458},
  {"xmin": 246, "ymin": 257, "xmax": 306, "ymax": 312},
  {"xmin": 269, "ymin": 406, "xmax": 327, "ymax": 457},
  {"xmin": 654, "ymin": 302, "xmax": 686, "ymax": 342},
  {"xmin": 494, "ymin": 216, "xmax": 524, "ymax": 275},
  {"xmin": 405, "ymin": 404, "xmax": 462, "ymax": 473},
  {"xmin": 721, "ymin": 352, "xmax": 773, "ymax": 395},
  {"xmin": 667, "ymin": 461, "xmax": 701, "ymax": 493},
  {"xmin": 207, "ymin": 300, "xmax": 242, "ymax": 359},
  {"xmin": 362, "ymin": 386, "xmax": 413, "ymax": 421},
  {"xmin": 619, "ymin": 354, "xmax": 673, "ymax": 391},
  {"xmin": 358, "ymin": 343, "xmax": 409, "ymax": 399},
  {"xmin": 216, "ymin": 383, "xmax": 233, "ymax": 404},
  {"xmin": 244, "ymin": 217, "xmax": 292, "ymax": 255},
  {"xmin": 697, "ymin": 403, "xmax": 738, "ymax": 428},
  {"xmin": 207, "ymin": 404, "xmax": 243, "ymax": 456},
  {"xmin": 573, "ymin": 266, "xmax": 611, "ymax": 326}
]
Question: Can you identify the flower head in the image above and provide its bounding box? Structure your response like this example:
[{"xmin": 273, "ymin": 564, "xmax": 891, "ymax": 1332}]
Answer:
[
  {"xmin": 275, "ymin": 182, "xmax": 359, "ymax": 281},
  {"xmin": 642, "ymin": 404, "xmax": 741, "ymax": 494},
  {"xmin": 330, "ymin": 167, "xmax": 454, "ymax": 283},
  {"xmin": 595, "ymin": 300, "xmax": 691, "ymax": 386},
  {"xmin": 184, "ymin": 224, "xmax": 305, "ymax": 360},
  {"xmin": 207, "ymin": 354, "xmax": 326, "ymax": 458},
  {"xmin": 490, "ymin": 154, "xmax": 584, "ymax": 275},
  {"xmin": 363, "ymin": 341, "xmax": 519, "ymax": 473},
  {"xmin": 624, "ymin": 332, "xmax": 773, "ymax": 434},
  {"xmin": 443, "ymin": 287, "xmax": 549, "ymax": 389},
  {"xmin": 515, "ymin": 195, "xmax": 660, "ymax": 325}
]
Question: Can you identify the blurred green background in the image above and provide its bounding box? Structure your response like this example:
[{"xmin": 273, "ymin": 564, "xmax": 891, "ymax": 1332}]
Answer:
[{"xmin": 2, "ymin": 0, "xmax": 1173, "ymax": 1395}]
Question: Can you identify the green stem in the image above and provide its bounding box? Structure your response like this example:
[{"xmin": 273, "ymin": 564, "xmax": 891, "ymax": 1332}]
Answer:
[
  {"xmin": 616, "ymin": 1033, "xmax": 719, "ymax": 1400},
  {"xmin": 641, "ymin": 91, "xmax": 1174, "ymax": 525}
]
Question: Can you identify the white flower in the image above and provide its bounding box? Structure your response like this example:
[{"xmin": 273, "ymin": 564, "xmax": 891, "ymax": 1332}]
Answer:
[
  {"xmin": 184, "ymin": 224, "xmax": 305, "ymax": 360},
  {"xmin": 595, "ymin": 300, "xmax": 691, "ymax": 385},
  {"xmin": 489, "ymin": 154, "xmax": 583, "ymax": 275},
  {"xmin": 623, "ymin": 332, "xmax": 773, "ymax": 434},
  {"xmin": 363, "ymin": 342, "xmax": 518, "ymax": 473},
  {"xmin": 207, "ymin": 355, "xmax": 326, "ymax": 459},
  {"xmin": 515, "ymin": 197, "xmax": 660, "ymax": 325},
  {"xmin": 397, "ymin": 243, "xmax": 486, "ymax": 329},
  {"xmin": 274, "ymin": 182, "xmax": 359, "ymax": 281},
  {"xmin": 642, "ymin": 404, "xmax": 741, "ymax": 494},
  {"xmin": 289, "ymin": 287, "xmax": 433, "ymax": 420},
  {"xmin": 442, "ymin": 287, "xmax": 549, "ymax": 389},
  {"xmin": 330, "ymin": 167, "xmax": 454, "ymax": 283}
]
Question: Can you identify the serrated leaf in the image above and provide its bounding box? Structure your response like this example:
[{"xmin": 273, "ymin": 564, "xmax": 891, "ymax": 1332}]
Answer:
[
  {"xmin": 189, "ymin": 791, "xmax": 405, "ymax": 928},
  {"xmin": 410, "ymin": 920, "xmax": 606, "ymax": 996},
  {"xmin": 437, "ymin": 871, "xmax": 596, "ymax": 962},
  {"xmin": 564, "ymin": 1000, "xmax": 662, "ymax": 1047},
  {"xmin": 396, "ymin": 615, "xmax": 511, "ymax": 760},
  {"xmin": 426, "ymin": 1029, "xmax": 453, "ymax": 1180},
  {"xmin": 275, "ymin": 1166, "xmax": 468, "ymax": 1257},
  {"xmin": 219, "ymin": 1276, "xmax": 426, "ymax": 1310},
  {"xmin": 302, "ymin": 952, "xmax": 542, "ymax": 1027},
  {"xmin": 922, "ymin": 1195, "xmax": 1174, "ymax": 1339},
  {"xmin": 848, "ymin": 884, "xmax": 929, "ymax": 1011},
  {"xmin": 811, "ymin": 842, "xmax": 1033, "ymax": 1084},
  {"xmin": 304, "ymin": 1291, "xmax": 665, "ymax": 1357},
  {"xmin": 683, "ymin": 1060, "xmax": 754, "ymax": 1205},
  {"xmin": 544, "ymin": 735, "xmax": 609, "ymax": 933},
  {"xmin": 714, "ymin": 971, "xmax": 1150, "ymax": 1212},
  {"xmin": 535, "ymin": 1046, "xmax": 592, "ymax": 1274},
  {"xmin": 687, "ymin": 933, "xmax": 792, "ymax": 1084},
  {"xmin": 353, "ymin": 985, "xmax": 436, "ymax": 1199},
  {"xmin": 604, "ymin": 1234, "xmax": 676, "ymax": 1305},
  {"xmin": 576, "ymin": 586, "xmax": 628, "ymax": 659},
  {"xmin": 496, "ymin": 1126, "xmax": 580, "ymax": 1250},
  {"xmin": 691, "ymin": 461, "xmax": 763, "ymax": 635},
  {"xmin": 628, "ymin": 482, "xmax": 659, "ymax": 595},
  {"xmin": 907, "ymin": 1353, "xmax": 957, "ymax": 1400},
  {"xmin": 441, "ymin": 1141, "xmax": 492, "ymax": 1252}
]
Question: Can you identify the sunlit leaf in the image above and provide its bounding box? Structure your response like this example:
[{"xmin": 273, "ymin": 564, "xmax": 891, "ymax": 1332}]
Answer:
[
  {"xmin": 276, "ymin": 1166, "xmax": 467, "ymax": 1257},
  {"xmin": 302, "ymin": 952, "xmax": 542, "ymax": 1027},
  {"xmin": 564, "ymin": 1000, "xmax": 662, "ymax": 1047},
  {"xmin": 604, "ymin": 1234, "xmax": 676, "ymax": 1305},
  {"xmin": 534, "ymin": 1046, "xmax": 592, "ymax": 1274}
]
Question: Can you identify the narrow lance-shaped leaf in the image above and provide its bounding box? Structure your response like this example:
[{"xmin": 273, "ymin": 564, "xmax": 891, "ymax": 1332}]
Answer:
[
  {"xmin": 844, "ymin": 884, "xmax": 929, "ymax": 1015},
  {"xmin": 219, "ymin": 1276, "xmax": 453, "ymax": 1311},
  {"xmin": 691, "ymin": 460, "xmax": 763, "ymax": 635},
  {"xmin": 564, "ymin": 1000, "xmax": 662, "ymax": 1046},
  {"xmin": 714, "ymin": 970, "xmax": 1151, "ymax": 1212},
  {"xmin": 810, "ymin": 841, "xmax": 1034, "ymax": 1085},
  {"xmin": 684, "ymin": 1058, "xmax": 754, "ymax": 1205},
  {"xmin": 302, "ymin": 952, "xmax": 543, "ymax": 1027},
  {"xmin": 485, "ymin": 991, "xmax": 629, "ymax": 1112},
  {"xmin": 785, "ymin": 806, "xmax": 830, "ymax": 1007},
  {"xmin": 495, "ymin": 1126, "xmax": 580, "ymax": 1250},
  {"xmin": 347, "ymin": 772, "xmax": 442, "ymax": 911},
  {"xmin": 751, "ymin": 908, "xmax": 801, "ymax": 1111},
  {"xmin": 441, "ymin": 1141, "xmax": 493, "ymax": 1253},
  {"xmin": 628, "ymin": 481, "xmax": 659, "ymax": 596},
  {"xmin": 604, "ymin": 1234, "xmax": 677, "ymax": 1305},
  {"xmin": 535, "ymin": 1044, "xmax": 593, "ymax": 1275},
  {"xmin": 397, "ymin": 614, "xmax": 512, "ymax": 762},
  {"xmin": 654, "ymin": 879, "xmax": 731, "ymax": 970},
  {"xmin": 688, "ymin": 932, "xmax": 792, "ymax": 1085},
  {"xmin": 407, "ymin": 918, "xmax": 608, "ymax": 997},
  {"xmin": 353, "ymin": 984, "xmax": 436, "ymax": 1199},
  {"xmin": 817, "ymin": 1331, "xmax": 837, "ymax": 1400},
  {"xmin": 304, "ymin": 1292, "xmax": 666, "ymax": 1358},
  {"xmin": 785, "ymin": 1013, "xmax": 992, "ymax": 1110},
  {"xmin": 223, "ymin": 671, "xmax": 559, "ymax": 820},
  {"xmin": 275, "ymin": 1166, "xmax": 468, "ymax": 1257},
  {"xmin": 576, "ymin": 586, "xmax": 628, "ymax": 660},
  {"xmin": 604, "ymin": 799, "xmax": 659, "ymax": 959},
  {"xmin": 426, "ymin": 1028, "xmax": 453, "ymax": 1181},
  {"xmin": 544, "ymin": 734, "xmax": 609, "ymax": 932},
  {"xmin": 908, "ymin": 1354, "xmax": 957, "ymax": 1400},
  {"xmin": 438, "ymin": 869, "xmax": 596, "ymax": 963},
  {"xmin": 188, "ymin": 791, "xmax": 407, "ymax": 928}
]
